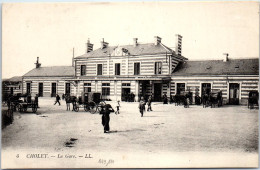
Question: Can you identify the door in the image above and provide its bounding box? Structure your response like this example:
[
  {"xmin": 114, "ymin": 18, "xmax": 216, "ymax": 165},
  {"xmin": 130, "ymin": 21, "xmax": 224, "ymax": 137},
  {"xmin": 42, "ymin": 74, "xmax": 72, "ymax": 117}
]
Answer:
[
  {"xmin": 229, "ymin": 83, "xmax": 240, "ymax": 105},
  {"xmin": 201, "ymin": 83, "xmax": 211, "ymax": 96},
  {"xmin": 121, "ymin": 88, "xmax": 130, "ymax": 101},
  {"xmin": 65, "ymin": 83, "xmax": 71, "ymax": 95},
  {"xmin": 26, "ymin": 83, "xmax": 31, "ymax": 94},
  {"xmin": 10, "ymin": 87, "xmax": 13, "ymax": 95},
  {"xmin": 51, "ymin": 83, "xmax": 57, "ymax": 97},
  {"xmin": 154, "ymin": 83, "xmax": 162, "ymax": 102},
  {"xmin": 38, "ymin": 83, "xmax": 43, "ymax": 97}
]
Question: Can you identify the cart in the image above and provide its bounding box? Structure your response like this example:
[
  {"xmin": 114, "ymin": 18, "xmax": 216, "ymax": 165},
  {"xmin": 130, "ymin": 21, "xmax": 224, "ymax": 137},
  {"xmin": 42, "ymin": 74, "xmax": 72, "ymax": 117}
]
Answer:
[
  {"xmin": 209, "ymin": 91, "xmax": 223, "ymax": 108},
  {"xmin": 73, "ymin": 92, "xmax": 106, "ymax": 113},
  {"xmin": 17, "ymin": 95, "xmax": 38, "ymax": 113}
]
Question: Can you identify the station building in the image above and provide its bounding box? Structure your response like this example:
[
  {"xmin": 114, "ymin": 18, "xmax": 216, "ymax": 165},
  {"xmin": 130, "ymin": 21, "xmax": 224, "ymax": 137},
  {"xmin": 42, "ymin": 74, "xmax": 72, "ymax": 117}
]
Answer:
[{"xmin": 22, "ymin": 36, "xmax": 259, "ymax": 105}]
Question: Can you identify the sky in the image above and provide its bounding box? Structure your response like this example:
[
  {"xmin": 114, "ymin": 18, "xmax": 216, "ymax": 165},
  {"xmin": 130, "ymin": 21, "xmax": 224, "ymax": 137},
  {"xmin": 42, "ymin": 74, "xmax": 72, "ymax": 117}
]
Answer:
[{"xmin": 2, "ymin": 1, "xmax": 259, "ymax": 79}]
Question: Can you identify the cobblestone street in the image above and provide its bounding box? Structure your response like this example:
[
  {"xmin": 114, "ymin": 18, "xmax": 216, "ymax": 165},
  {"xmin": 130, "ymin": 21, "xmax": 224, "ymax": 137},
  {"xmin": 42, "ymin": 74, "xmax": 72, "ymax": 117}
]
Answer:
[{"xmin": 2, "ymin": 98, "xmax": 258, "ymax": 168}]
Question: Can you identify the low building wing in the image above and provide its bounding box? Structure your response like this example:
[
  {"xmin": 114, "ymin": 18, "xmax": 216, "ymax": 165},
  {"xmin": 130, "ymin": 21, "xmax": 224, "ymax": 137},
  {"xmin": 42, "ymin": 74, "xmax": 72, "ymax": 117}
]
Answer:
[
  {"xmin": 23, "ymin": 66, "xmax": 75, "ymax": 77},
  {"xmin": 173, "ymin": 59, "xmax": 259, "ymax": 75}
]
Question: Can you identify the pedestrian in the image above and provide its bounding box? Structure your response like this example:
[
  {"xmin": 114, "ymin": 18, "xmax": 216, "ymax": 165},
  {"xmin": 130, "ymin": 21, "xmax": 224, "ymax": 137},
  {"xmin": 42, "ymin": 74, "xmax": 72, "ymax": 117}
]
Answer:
[
  {"xmin": 62, "ymin": 94, "xmax": 65, "ymax": 100},
  {"xmin": 65, "ymin": 94, "xmax": 71, "ymax": 111},
  {"xmin": 54, "ymin": 94, "xmax": 61, "ymax": 106},
  {"xmin": 115, "ymin": 100, "xmax": 120, "ymax": 115},
  {"xmin": 139, "ymin": 97, "xmax": 146, "ymax": 117},
  {"xmin": 100, "ymin": 104, "xmax": 115, "ymax": 133},
  {"xmin": 147, "ymin": 96, "xmax": 153, "ymax": 111},
  {"xmin": 170, "ymin": 95, "xmax": 174, "ymax": 104},
  {"xmin": 71, "ymin": 96, "xmax": 77, "ymax": 111},
  {"xmin": 35, "ymin": 94, "xmax": 39, "ymax": 108},
  {"xmin": 163, "ymin": 93, "xmax": 168, "ymax": 104},
  {"xmin": 27, "ymin": 94, "xmax": 32, "ymax": 104}
]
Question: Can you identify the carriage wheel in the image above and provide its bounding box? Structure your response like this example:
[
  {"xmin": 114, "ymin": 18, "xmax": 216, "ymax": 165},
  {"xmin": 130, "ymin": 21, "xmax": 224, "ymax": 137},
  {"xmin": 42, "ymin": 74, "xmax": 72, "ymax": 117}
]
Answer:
[
  {"xmin": 18, "ymin": 104, "xmax": 23, "ymax": 112},
  {"xmin": 89, "ymin": 102, "xmax": 97, "ymax": 114},
  {"xmin": 84, "ymin": 104, "xmax": 90, "ymax": 112},
  {"xmin": 96, "ymin": 105, "xmax": 103, "ymax": 114},
  {"xmin": 23, "ymin": 107, "xmax": 27, "ymax": 112},
  {"xmin": 74, "ymin": 105, "xmax": 79, "ymax": 112}
]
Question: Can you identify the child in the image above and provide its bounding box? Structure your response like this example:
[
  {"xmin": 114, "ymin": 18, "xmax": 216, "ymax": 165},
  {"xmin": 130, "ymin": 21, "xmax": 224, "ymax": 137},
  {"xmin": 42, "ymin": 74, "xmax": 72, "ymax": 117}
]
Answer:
[
  {"xmin": 139, "ymin": 97, "xmax": 146, "ymax": 117},
  {"xmin": 147, "ymin": 96, "xmax": 152, "ymax": 111},
  {"xmin": 115, "ymin": 100, "xmax": 120, "ymax": 115}
]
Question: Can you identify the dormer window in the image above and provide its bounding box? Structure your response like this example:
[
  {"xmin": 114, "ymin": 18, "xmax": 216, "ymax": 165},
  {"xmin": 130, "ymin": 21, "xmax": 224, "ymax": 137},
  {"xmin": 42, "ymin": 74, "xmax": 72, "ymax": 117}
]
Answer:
[
  {"xmin": 81, "ymin": 65, "xmax": 86, "ymax": 76},
  {"xmin": 97, "ymin": 64, "xmax": 103, "ymax": 75},
  {"xmin": 155, "ymin": 62, "xmax": 162, "ymax": 74}
]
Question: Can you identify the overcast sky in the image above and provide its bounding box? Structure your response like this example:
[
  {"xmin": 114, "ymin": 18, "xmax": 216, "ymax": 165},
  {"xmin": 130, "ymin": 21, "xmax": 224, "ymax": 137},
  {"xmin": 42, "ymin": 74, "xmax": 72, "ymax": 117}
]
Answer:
[{"xmin": 2, "ymin": 1, "xmax": 259, "ymax": 79}]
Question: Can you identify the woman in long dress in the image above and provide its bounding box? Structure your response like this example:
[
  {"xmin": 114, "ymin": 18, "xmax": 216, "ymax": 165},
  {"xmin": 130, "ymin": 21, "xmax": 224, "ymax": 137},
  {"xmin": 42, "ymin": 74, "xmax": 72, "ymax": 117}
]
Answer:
[{"xmin": 101, "ymin": 104, "xmax": 114, "ymax": 133}]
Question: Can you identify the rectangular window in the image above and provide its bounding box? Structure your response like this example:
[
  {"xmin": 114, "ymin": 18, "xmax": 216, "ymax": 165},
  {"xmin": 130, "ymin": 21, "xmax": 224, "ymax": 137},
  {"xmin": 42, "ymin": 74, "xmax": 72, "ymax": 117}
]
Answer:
[
  {"xmin": 115, "ymin": 63, "xmax": 120, "ymax": 75},
  {"xmin": 65, "ymin": 83, "xmax": 71, "ymax": 94},
  {"xmin": 26, "ymin": 83, "xmax": 31, "ymax": 94},
  {"xmin": 97, "ymin": 64, "xmax": 102, "ymax": 75},
  {"xmin": 154, "ymin": 62, "xmax": 162, "ymax": 74},
  {"xmin": 102, "ymin": 83, "xmax": 110, "ymax": 86},
  {"xmin": 84, "ymin": 83, "xmax": 91, "ymax": 93},
  {"xmin": 102, "ymin": 83, "xmax": 110, "ymax": 96},
  {"xmin": 201, "ymin": 83, "xmax": 211, "ymax": 96},
  {"xmin": 81, "ymin": 65, "xmax": 86, "ymax": 76},
  {"xmin": 176, "ymin": 83, "xmax": 185, "ymax": 95},
  {"xmin": 122, "ymin": 83, "xmax": 130, "ymax": 87},
  {"xmin": 134, "ymin": 62, "xmax": 140, "ymax": 75}
]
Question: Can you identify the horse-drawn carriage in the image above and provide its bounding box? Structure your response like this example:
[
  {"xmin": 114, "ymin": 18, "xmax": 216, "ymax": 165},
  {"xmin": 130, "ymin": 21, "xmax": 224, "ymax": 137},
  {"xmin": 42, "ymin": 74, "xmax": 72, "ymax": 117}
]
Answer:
[
  {"xmin": 202, "ymin": 91, "xmax": 223, "ymax": 108},
  {"xmin": 248, "ymin": 91, "xmax": 259, "ymax": 109},
  {"xmin": 71, "ymin": 92, "xmax": 106, "ymax": 113},
  {"xmin": 17, "ymin": 94, "xmax": 38, "ymax": 113},
  {"xmin": 174, "ymin": 91, "xmax": 192, "ymax": 107}
]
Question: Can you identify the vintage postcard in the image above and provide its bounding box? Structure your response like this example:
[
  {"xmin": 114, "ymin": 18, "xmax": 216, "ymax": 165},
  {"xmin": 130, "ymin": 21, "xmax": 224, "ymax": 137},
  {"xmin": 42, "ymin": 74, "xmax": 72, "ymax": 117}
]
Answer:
[{"xmin": 1, "ymin": 1, "xmax": 259, "ymax": 168}]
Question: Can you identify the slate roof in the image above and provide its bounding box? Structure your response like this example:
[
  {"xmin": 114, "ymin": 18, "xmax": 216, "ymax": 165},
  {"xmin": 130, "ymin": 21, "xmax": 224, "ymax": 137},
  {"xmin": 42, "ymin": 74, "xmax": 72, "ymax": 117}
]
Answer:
[
  {"xmin": 3, "ymin": 76, "xmax": 22, "ymax": 82},
  {"xmin": 23, "ymin": 66, "xmax": 75, "ymax": 77},
  {"xmin": 76, "ymin": 43, "xmax": 187, "ymax": 60},
  {"xmin": 173, "ymin": 58, "xmax": 259, "ymax": 75}
]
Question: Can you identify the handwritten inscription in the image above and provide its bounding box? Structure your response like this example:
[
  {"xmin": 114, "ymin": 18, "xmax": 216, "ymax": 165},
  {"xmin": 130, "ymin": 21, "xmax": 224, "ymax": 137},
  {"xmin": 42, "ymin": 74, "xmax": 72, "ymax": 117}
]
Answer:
[{"xmin": 98, "ymin": 159, "xmax": 114, "ymax": 166}]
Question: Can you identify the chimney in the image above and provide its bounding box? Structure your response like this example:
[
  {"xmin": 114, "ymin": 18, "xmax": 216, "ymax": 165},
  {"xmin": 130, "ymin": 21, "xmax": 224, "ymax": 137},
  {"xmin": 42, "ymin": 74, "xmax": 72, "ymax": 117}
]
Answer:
[
  {"xmin": 72, "ymin": 48, "xmax": 75, "ymax": 67},
  {"xmin": 86, "ymin": 39, "xmax": 94, "ymax": 53},
  {"xmin": 133, "ymin": 38, "xmax": 138, "ymax": 47},
  {"xmin": 100, "ymin": 38, "xmax": 109, "ymax": 49},
  {"xmin": 154, "ymin": 36, "xmax": 162, "ymax": 45},
  {"xmin": 175, "ymin": 34, "xmax": 182, "ymax": 56},
  {"xmin": 35, "ymin": 57, "xmax": 41, "ymax": 68},
  {"xmin": 223, "ymin": 53, "xmax": 229, "ymax": 62}
]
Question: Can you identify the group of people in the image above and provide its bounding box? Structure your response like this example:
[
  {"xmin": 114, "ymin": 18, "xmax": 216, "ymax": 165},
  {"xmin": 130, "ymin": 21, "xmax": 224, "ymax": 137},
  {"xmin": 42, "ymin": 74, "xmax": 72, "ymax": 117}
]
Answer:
[{"xmin": 123, "ymin": 92, "xmax": 135, "ymax": 102}]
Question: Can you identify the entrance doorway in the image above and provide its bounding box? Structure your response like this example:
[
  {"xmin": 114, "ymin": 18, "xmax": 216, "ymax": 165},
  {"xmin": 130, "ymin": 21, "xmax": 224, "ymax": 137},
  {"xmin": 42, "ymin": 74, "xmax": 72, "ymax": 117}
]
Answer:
[
  {"xmin": 121, "ymin": 88, "xmax": 131, "ymax": 101},
  {"xmin": 51, "ymin": 83, "xmax": 57, "ymax": 97},
  {"xmin": 38, "ymin": 83, "xmax": 43, "ymax": 97},
  {"xmin": 65, "ymin": 83, "xmax": 71, "ymax": 95},
  {"xmin": 229, "ymin": 83, "xmax": 240, "ymax": 105},
  {"xmin": 154, "ymin": 83, "xmax": 162, "ymax": 102}
]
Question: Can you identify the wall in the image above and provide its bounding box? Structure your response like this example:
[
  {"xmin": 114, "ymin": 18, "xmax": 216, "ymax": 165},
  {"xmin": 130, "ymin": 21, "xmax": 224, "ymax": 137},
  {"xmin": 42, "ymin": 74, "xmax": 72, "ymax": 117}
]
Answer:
[
  {"xmin": 171, "ymin": 75, "xmax": 259, "ymax": 105},
  {"xmin": 75, "ymin": 54, "xmax": 179, "ymax": 77},
  {"xmin": 22, "ymin": 77, "xmax": 74, "ymax": 97}
]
